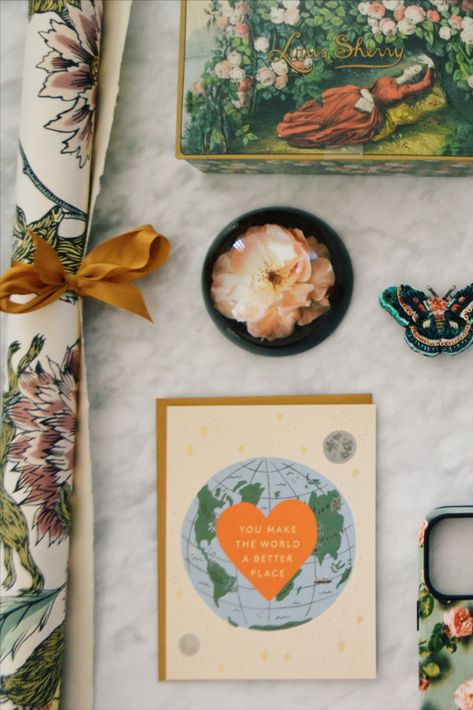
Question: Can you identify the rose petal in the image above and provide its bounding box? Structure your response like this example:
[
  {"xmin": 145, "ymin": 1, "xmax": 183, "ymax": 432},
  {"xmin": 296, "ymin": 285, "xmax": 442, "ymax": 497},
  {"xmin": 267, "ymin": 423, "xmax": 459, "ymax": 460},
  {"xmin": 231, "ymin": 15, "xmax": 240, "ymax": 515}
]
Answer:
[
  {"xmin": 308, "ymin": 257, "xmax": 335, "ymax": 300},
  {"xmin": 278, "ymin": 283, "xmax": 314, "ymax": 315},
  {"xmin": 247, "ymin": 306, "xmax": 300, "ymax": 340},
  {"xmin": 297, "ymin": 301, "xmax": 330, "ymax": 326}
]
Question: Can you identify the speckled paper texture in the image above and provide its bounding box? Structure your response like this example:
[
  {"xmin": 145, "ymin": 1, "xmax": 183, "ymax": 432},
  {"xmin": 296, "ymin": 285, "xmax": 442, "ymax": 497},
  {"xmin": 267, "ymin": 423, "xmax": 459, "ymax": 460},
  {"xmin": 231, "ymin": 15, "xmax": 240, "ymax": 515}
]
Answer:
[{"xmin": 157, "ymin": 395, "xmax": 376, "ymax": 680}]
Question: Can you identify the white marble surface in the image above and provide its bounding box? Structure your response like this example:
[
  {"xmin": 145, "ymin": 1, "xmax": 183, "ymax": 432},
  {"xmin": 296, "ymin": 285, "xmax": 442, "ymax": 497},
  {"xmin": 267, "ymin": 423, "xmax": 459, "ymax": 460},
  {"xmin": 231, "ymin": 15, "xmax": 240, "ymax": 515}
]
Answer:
[{"xmin": 1, "ymin": 2, "xmax": 473, "ymax": 709}]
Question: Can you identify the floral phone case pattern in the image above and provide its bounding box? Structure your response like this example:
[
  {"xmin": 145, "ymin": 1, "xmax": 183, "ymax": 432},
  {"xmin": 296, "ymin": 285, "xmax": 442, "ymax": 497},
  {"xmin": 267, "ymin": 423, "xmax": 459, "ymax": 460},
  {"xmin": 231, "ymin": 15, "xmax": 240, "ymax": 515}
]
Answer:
[{"xmin": 418, "ymin": 507, "xmax": 473, "ymax": 710}]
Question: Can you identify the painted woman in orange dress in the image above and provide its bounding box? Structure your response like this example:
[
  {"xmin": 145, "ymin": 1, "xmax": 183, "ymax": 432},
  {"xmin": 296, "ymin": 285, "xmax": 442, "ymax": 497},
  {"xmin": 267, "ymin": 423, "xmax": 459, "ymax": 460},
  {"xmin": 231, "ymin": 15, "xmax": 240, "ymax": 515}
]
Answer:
[{"xmin": 277, "ymin": 60, "xmax": 435, "ymax": 149}]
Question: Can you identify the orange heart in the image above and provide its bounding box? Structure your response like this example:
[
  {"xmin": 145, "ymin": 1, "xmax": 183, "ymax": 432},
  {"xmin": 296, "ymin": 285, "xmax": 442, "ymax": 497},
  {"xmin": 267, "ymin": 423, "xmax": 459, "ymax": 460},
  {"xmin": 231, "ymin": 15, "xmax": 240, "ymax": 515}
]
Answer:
[{"xmin": 216, "ymin": 500, "xmax": 317, "ymax": 601}]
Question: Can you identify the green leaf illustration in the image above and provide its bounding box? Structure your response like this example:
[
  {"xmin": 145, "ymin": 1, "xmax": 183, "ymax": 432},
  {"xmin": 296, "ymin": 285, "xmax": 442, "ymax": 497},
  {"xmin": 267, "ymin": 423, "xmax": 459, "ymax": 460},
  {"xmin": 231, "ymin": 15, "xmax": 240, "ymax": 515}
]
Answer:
[
  {"xmin": 28, "ymin": 0, "xmax": 81, "ymax": 18},
  {"xmin": 0, "ymin": 588, "xmax": 62, "ymax": 663},
  {"xmin": 423, "ymin": 662, "xmax": 440, "ymax": 679},
  {"xmin": 12, "ymin": 204, "xmax": 85, "ymax": 273},
  {"xmin": 428, "ymin": 623, "xmax": 446, "ymax": 654},
  {"xmin": 418, "ymin": 592, "xmax": 434, "ymax": 619},
  {"xmin": 0, "ymin": 623, "xmax": 64, "ymax": 707}
]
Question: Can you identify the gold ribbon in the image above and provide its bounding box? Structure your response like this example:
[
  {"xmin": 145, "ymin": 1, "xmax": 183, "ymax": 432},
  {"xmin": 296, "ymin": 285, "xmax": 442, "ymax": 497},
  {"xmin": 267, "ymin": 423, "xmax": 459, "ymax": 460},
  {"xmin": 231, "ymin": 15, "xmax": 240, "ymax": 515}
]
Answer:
[{"xmin": 0, "ymin": 225, "xmax": 170, "ymax": 321}]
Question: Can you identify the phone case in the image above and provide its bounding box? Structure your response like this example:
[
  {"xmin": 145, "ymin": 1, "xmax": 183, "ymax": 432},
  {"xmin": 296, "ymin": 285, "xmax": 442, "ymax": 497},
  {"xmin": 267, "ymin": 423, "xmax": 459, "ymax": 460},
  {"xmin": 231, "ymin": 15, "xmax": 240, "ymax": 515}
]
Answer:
[{"xmin": 418, "ymin": 506, "xmax": 473, "ymax": 710}]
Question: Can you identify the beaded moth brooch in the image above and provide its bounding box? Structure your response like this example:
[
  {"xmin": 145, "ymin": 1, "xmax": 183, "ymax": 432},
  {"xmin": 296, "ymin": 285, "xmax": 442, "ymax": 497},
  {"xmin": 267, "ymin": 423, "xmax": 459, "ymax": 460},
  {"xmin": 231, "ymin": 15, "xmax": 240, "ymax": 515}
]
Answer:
[{"xmin": 380, "ymin": 284, "xmax": 473, "ymax": 357}]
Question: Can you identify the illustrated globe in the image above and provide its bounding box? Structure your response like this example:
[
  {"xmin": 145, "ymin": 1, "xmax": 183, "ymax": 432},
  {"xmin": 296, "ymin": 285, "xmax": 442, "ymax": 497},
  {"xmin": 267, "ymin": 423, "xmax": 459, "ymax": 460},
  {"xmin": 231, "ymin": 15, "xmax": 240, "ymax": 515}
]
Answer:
[{"xmin": 181, "ymin": 457, "xmax": 355, "ymax": 630}]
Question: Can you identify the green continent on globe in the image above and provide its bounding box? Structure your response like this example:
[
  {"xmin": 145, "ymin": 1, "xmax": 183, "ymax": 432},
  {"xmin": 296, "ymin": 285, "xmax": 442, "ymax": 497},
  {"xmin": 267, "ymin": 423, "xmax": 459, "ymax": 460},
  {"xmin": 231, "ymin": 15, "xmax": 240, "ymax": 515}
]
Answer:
[
  {"xmin": 336, "ymin": 565, "xmax": 352, "ymax": 589},
  {"xmin": 308, "ymin": 490, "xmax": 345, "ymax": 564},
  {"xmin": 235, "ymin": 481, "xmax": 264, "ymax": 505},
  {"xmin": 194, "ymin": 485, "xmax": 237, "ymax": 605},
  {"xmin": 184, "ymin": 459, "xmax": 355, "ymax": 632},
  {"xmin": 207, "ymin": 559, "xmax": 236, "ymax": 606},
  {"xmin": 275, "ymin": 569, "xmax": 302, "ymax": 602},
  {"xmin": 249, "ymin": 619, "xmax": 312, "ymax": 631},
  {"xmin": 194, "ymin": 485, "xmax": 224, "ymax": 545}
]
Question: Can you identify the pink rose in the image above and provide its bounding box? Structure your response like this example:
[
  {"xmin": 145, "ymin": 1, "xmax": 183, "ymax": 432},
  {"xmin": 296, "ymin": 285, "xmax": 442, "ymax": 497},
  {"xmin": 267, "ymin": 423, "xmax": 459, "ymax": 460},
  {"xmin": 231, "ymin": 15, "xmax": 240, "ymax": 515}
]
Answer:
[
  {"xmin": 455, "ymin": 680, "xmax": 473, "ymax": 710},
  {"xmin": 214, "ymin": 60, "xmax": 232, "ymax": 79},
  {"xmin": 427, "ymin": 9, "xmax": 441, "ymax": 21},
  {"xmin": 284, "ymin": 7, "xmax": 301, "ymax": 25},
  {"xmin": 367, "ymin": 2, "xmax": 386, "ymax": 18},
  {"xmin": 192, "ymin": 81, "xmax": 204, "ymax": 95},
  {"xmin": 292, "ymin": 59, "xmax": 306, "ymax": 72},
  {"xmin": 257, "ymin": 66, "xmax": 276, "ymax": 87},
  {"xmin": 216, "ymin": 15, "xmax": 229, "ymax": 29},
  {"xmin": 463, "ymin": 0, "xmax": 473, "ymax": 10},
  {"xmin": 443, "ymin": 607, "xmax": 473, "ymax": 638},
  {"xmin": 275, "ymin": 74, "xmax": 288, "ymax": 89},
  {"xmin": 419, "ymin": 677, "xmax": 430, "ymax": 692},
  {"xmin": 238, "ymin": 75, "xmax": 253, "ymax": 91},
  {"xmin": 449, "ymin": 14, "xmax": 463, "ymax": 29},
  {"xmin": 211, "ymin": 225, "xmax": 334, "ymax": 341},
  {"xmin": 380, "ymin": 18, "xmax": 397, "ymax": 35},
  {"xmin": 418, "ymin": 519, "xmax": 428, "ymax": 546},
  {"xmin": 404, "ymin": 5, "xmax": 426, "ymax": 24},
  {"xmin": 394, "ymin": 6, "xmax": 406, "ymax": 19},
  {"xmin": 235, "ymin": 22, "xmax": 249, "ymax": 38}
]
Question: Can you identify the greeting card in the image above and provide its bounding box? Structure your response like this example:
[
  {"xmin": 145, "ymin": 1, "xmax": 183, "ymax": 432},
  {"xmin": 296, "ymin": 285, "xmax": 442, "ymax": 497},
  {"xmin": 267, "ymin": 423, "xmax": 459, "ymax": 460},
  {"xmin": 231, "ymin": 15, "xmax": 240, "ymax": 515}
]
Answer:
[{"xmin": 157, "ymin": 395, "xmax": 376, "ymax": 680}]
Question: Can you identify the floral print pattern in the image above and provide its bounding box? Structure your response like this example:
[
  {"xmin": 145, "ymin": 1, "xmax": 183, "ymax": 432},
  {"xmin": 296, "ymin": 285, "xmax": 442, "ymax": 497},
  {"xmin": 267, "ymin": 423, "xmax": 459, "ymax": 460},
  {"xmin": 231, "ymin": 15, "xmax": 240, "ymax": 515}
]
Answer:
[
  {"xmin": 1, "ymin": 2, "xmax": 102, "ymax": 708},
  {"xmin": 8, "ymin": 342, "xmax": 80, "ymax": 544},
  {"xmin": 455, "ymin": 679, "xmax": 473, "ymax": 710},
  {"xmin": 38, "ymin": 0, "xmax": 102, "ymax": 166},
  {"xmin": 418, "ymin": 509, "xmax": 473, "ymax": 710}
]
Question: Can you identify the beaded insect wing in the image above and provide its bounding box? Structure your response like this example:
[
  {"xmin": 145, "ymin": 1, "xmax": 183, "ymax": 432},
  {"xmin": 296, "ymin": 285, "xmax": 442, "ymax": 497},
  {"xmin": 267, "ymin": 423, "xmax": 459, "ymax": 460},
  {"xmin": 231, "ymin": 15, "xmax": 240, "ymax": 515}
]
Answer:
[{"xmin": 380, "ymin": 284, "xmax": 473, "ymax": 357}]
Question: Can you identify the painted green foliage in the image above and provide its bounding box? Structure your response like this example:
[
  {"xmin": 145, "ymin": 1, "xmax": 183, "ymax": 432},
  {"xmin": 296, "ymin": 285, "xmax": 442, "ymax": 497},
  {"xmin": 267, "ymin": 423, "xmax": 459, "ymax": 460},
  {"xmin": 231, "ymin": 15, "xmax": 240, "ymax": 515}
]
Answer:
[
  {"xmin": 0, "ymin": 624, "xmax": 64, "ymax": 706},
  {"xmin": 0, "ymin": 588, "xmax": 63, "ymax": 664},
  {"xmin": 12, "ymin": 205, "xmax": 85, "ymax": 274},
  {"xmin": 28, "ymin": 0, "xmax": 81, "ymax": 20},
  {"xmin": 183, "ymin": 0, "xmax": 473, "ymax": 156}
]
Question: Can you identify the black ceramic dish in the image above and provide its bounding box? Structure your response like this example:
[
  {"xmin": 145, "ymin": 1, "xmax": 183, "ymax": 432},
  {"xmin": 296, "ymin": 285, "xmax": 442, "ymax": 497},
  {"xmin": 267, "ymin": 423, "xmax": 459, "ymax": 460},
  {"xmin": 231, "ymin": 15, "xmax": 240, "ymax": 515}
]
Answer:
[{"xmin": 202, "ymin": 207, "xmax": 353, "ymax": 356}]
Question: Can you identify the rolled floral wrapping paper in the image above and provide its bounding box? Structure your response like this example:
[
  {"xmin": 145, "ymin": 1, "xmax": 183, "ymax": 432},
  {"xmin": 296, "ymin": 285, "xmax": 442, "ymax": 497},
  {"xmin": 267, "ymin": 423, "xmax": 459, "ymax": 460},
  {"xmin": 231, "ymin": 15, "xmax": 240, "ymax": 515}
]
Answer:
[{"xmin": 0, "ymin": 1, "xmax": 134, "ymax": 708}]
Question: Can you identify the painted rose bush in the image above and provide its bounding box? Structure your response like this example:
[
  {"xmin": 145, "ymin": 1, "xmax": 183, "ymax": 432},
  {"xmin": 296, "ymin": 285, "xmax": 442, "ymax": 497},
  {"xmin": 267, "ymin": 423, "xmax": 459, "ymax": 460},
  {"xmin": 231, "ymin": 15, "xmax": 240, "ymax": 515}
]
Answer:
[
  {"xmin": 211, "ymin": 224, "xmax": 335, "ymax": 340},
  {"xmin": 184, "ymin": 0, "xmax": 473, "ymax": 154}
]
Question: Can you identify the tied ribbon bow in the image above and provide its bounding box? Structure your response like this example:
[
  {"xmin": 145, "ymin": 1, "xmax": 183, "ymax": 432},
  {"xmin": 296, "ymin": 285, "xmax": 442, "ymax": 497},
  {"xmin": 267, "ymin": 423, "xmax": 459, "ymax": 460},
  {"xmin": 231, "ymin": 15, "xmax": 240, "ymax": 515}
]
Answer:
[{"xmin": 0, "ymin": 225, "xmax": 170, "ymax": 321}]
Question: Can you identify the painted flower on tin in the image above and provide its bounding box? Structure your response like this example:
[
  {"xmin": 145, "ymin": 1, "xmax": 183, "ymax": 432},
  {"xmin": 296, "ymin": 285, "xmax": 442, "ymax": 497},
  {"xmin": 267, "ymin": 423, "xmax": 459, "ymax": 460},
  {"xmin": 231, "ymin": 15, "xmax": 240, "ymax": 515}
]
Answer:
[
  {"xmin": 418, "ymin": 519, "xmax": 428, "ymax": 546},
  {"xmin": 38, "ymin": 0, "xmax": 102, "ymax": 167},
  {"xmin": 455, "ymin": 680, "xmax": 473, "ymax": 710},
  {"xmin": 419, "ymin": 676, "xmax": 430, "ymax": 692},
  {"xmin": 211, "ymin": 224, "xmax": 335, "ymax": 340},
  {"xmin": 443, "ymin": 607, "xmax": 473, "ymax": 638}
]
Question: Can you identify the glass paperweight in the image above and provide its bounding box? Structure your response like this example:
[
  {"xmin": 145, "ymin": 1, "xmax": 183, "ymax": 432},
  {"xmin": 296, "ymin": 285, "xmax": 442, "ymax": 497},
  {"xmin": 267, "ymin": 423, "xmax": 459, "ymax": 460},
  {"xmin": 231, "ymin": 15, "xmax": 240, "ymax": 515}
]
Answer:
[{"xmin": 202, "ymin": 207, "xmax": 353, "ymax": 356}]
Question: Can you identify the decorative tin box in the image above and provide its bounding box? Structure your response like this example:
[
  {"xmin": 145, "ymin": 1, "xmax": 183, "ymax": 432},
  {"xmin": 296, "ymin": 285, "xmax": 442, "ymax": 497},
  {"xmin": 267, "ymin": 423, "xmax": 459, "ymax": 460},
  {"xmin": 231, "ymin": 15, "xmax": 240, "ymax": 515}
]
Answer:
[{"xmin": 177, "ymin": 0, "xmax": 473, "ymax": 175}]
